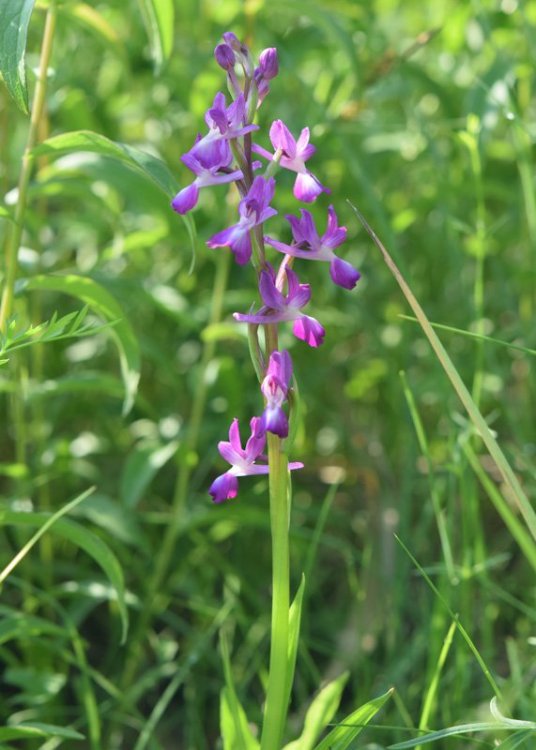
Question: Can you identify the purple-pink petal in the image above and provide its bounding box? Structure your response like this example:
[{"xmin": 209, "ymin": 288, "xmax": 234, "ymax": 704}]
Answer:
[
  {"xmin": 269, "ymin": 120, "xmax": 297, "ymax": 158},
  {"xmin": 230, "ymin": 231, "xmax": 252, "ymax": 265},
  {"xmin": 171, "ymin": 184, "xmax": 199, "ymax": 214},
  {"xmin": 292, "ymin": 315, "xmax": 325, "ymax": 347},
  {"xmin": 209, "ymin": 472, "xmax": 239, "ymax": 503},
  {"xmin": 261, "ymin": 406, "xmax": 289, "ymax": 438},
  {"xmin": 293, "ymin": 172, "xmax": 329, "ymax": 203},
  {"xmin": 228, "ymin": 418, "xmax": 243, "ymax": 453},
  {"xmin": 330, "ymin": 257, "xmax": 361, "ymax": 290},
  {"xmin": 259, "ymin": 269, "xmax": 286, "ymax": 310},
  {"xmin": 233, "ymin": 309, "xmax": 291, "ymax": 325}
]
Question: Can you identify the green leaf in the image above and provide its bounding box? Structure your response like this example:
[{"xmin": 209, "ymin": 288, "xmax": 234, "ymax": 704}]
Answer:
[
  {"xmin": 0, "ymin": 0, "xmax": 37, "ymax": 114},
  {"xmin": 314, "ymin": 688, "xmax": 393, "ymax": 750},
  {"xmin": 21, "ymin": 274, "xmax": 140, "ymax": 415},
  {"xmin": 284, "ymin": 575, "xmax": 306, "ymax": 713},
  {"xmin": 284, "ymin": 672, "xmax": 349, "ymax": 750},
  {"xmin": 0, "ymin": 492, "xmax": 129, "ymax": 644},
  {"xmin": 136, "ymin": 0, "xmax": 174, "ymax": 72},
  {"xmin": 388, "ymin": 723, "xmax": 536, "ymax": 749},
  {"xmin": 31, "ymin": 130, "xmax": 197, "ymax": 261},
  {"xmin": 219, "ymin": 633, "xmax": 260, "ymax": 750},
  {"xmin": 121, "ymin": 441, "xmax": 179, "ymax": 508},
  {"xmin": 32, "ymin": 130, "xmax": 179, "ymax": 196},
  {"xmin": 0, "ymin": 723, "xmax": 84, "ymax": 741},
  {"xmin": 350, "ymin": 202, "xmax": 536, "ymax": 543}
]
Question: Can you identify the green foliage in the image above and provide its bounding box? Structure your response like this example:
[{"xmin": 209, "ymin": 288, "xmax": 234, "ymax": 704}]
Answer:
[
  {"xmin": 1, "ymin": 0, "xmax": 536, "ymax": 748},
  {"xmin": 0, "ymin": 0, "xmax": 37, "ymax": 114}
]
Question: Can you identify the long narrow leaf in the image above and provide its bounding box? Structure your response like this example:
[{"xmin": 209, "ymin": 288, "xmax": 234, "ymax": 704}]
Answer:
[
  {"xmin": 0, "ymin": 0, "xmax": 37, "ymax": 114},
  {"xmin": 284, "ymin": 672, "xmax": 349, "ymax": 750},
  {"xmin": 284, "ymin": 575, "xmax": 306, "ymax": 714},
  {"xmin": 314, "ymin": 688, "xmax": 393, "ymax": 750},
  {"xmin": 136, "ymin": 0, "xmax": 174, "ymax": 72}
]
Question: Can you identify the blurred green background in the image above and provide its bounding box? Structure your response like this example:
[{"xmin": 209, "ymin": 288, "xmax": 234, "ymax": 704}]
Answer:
[{"xmin": 1, "ymin": 0, "xmax": 535, "ymax": 747}]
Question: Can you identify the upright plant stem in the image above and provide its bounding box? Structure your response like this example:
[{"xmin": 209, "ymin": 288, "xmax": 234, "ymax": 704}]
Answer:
[
  {"xmin": 261, "ymin": 323, "xmax": 291, "ymax": 750},
  {"xmin": 0, "ymin": 4, "xmax": 57, "ymax": 332}
]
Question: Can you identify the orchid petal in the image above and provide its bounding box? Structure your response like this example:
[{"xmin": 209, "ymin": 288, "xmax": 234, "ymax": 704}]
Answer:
[
  {"xmin": 171, "ymin": 184, "xmax": 199, "ymax": 214},
  {"xmin": 209, "ymin": 472, "xmax": 239, "ymax": 502},
  {"xmin": 293, "ymin": 171, "xmax": 328, "ymax": 203},
  {"xmin": 330, "ymin": 257, "xmax": 361, "ymax": 290},
  {"xmin": 292, "ymin": 315, "xmax": 325, "ymax": 347}
]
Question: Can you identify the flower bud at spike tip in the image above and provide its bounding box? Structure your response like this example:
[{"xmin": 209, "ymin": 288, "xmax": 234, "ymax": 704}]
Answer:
[
  {"xmin": 258, "ymin": 48, "xmax": 278, "ymax": 79},
  {"xmin": 214, "ymin": 43, "xmax": 235, "ymax": 71}
]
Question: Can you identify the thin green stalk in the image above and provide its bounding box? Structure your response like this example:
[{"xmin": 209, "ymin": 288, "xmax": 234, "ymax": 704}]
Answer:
[
  {"xmin": 416, "ymin": 620, "xmax": 456, "ymax": 750},
  {"xmin": 260, "ymin": 321, "xmax": 292, "ymax": 749},
  {"xmin": 261, "ymin": 430, "xmax": 290, "ymax": 750},
  {"xmin": 0, "ymin": 3, "xmax": 57, "ymax": 331},
  {"xmin": 399, "ymin": 370, "xmax": 455, "ymax": 582},
  {"xmin": 119, "ymin": 249, "xmax": 230, "ymax": 690}
]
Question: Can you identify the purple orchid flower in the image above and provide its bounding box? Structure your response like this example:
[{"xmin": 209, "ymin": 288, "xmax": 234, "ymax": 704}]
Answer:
[
  {"xmin": 206, "ymin": 176, "xmax": 277, "ymax": 265},
  {"xmin": 209, "ymin": 416, "xmax": 303, "ymax": 502},
  {"xmin": 171, "ymin": 140, "xmax": 243, "ymax": 215},
  {"xmin": 252, "ymin": 119, "xmax": 329, "ymax": 203},
  {"xmin": 253, "ymin": 48, "xmax": 279, "ymax": 106},
  {"xmin": 261, "ymin": 350, "xmax": 292, "ymax": 437},
  {"xmin": 190, "ymin": 92, "xmax": 258, "ymax": 163},
  {"xmin": 234, "ymin": 265, "xmax": 325, "ymax": 347},
  {"xmin": 265, "ymin": 206, "xmax": 361, "ymax": 290}
]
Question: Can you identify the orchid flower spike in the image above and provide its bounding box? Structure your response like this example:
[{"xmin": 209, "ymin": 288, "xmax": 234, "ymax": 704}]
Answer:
[
  {"xmin": 209, "ymin": 417, "xmax": 303, "ymax": 502},
  {"xmin": 207, "ymin": 176, "xmax": 277, "ymax": 265},
  {"xmin": 171, "ymin": 140, "xmax": 243, "ymax": 215},
  {"xmin": 234, "ymin": 265, "xmax": 325, "ymax": 347},
  {"xmin": 252, "ymin": 119, "xmax": 329, "ymax": 203},
  {"xmin": 261, "ymin": 350, "xmax": 292, "ymax": 437},
  {"xmin": 265, "ymin": 206, "xmax": 361, "ymax": 289}
]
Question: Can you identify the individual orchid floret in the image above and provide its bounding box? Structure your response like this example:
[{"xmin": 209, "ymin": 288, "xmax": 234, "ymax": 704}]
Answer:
[
  {"xmin": 252, "ymin": 119, "xmax": 329, "ymax": 203},
  {"xmin": 214, "ymin": 43, "xmax": 235, "ymax": 71},
  {"xmin": 260, "ymin": 350, "xmax": 292, "ymax": 437},
  {"xmin": 171, "ymin": 140, "xmax": 243, "ymax": 215},
  {"xmin": 265, "ymin": 206, "xmax": 361, "ymax": 290},
  {"xmin": 258, "ymin": 48, "xmax": 279, "ymax": 80},
  {"xmin": 253, "ymin": 48, "xmax": 279, "ymax": 105},
  {"xmin": 234, "ymin": 266, "xmax": 325, "ymax": 347},
  {"xmin": 222, "ymin": 31, "xmax": 254, "ymax": 77},
  {"xmin": 190, "ymin": 92, "xmax": 258, "ymax": 163},
  {"xmin": 207, "ymin": 176, "xmax": 277, "ymax": 265},
  {"xmin": 209, "ymin": 417, "xmax": 303, "ymax": 502}
]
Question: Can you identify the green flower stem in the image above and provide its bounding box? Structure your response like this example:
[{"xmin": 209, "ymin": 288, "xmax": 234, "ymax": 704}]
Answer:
[
  {"xmin": 0, "ymin": 3, "xmax": 57, "ymax": 332},
  {"xmin": 119, "ymin": 249, "xmax": 231, "ymax": 693},
  {"xmin": 260, "ymin": 322, "xmax": 291, "ymax": 750}
]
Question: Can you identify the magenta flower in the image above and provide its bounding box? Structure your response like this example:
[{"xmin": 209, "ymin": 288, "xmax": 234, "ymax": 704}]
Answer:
[
  {"xmin": 252, "ymin": 119, "xmax": 329, "ymax": 203},
  {"xmin": 207, "ymin": 176, "xmax": 277, "ymax": 265},
  {"xmin": 209, "ymin": 417, "xmax": 303, "ymax": 502},
  {"xmin": 234, "ymin": 266, "xmax": 325, "ymax": 347},
  {"xmin": 261, "ymin": 350, "xmax": 292, "ymax": 437},
  {"xmin": 190, "ymin": 92, "xmax": 258, "ymax": 163},
  {"xmin": 265, "ymin": 206, "xmax": 361, "ymax": 290},
  {"xmin": 171, "ymin": 140, "xmax": 243, "ymax": 215}
]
